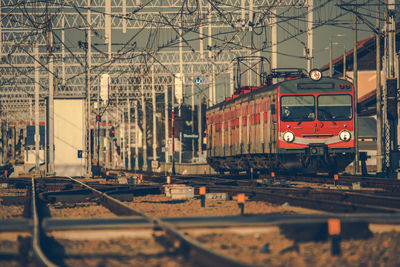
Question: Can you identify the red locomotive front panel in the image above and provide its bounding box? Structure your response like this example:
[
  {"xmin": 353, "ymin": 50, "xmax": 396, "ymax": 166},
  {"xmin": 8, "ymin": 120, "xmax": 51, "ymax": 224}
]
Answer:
[
  {"xmin": 278, "ymin": 93, "xmax": 354, "ymax": 149},
  {"xmin": 274, "ymin": 74, "xmax": 355, "ymax": 174}
]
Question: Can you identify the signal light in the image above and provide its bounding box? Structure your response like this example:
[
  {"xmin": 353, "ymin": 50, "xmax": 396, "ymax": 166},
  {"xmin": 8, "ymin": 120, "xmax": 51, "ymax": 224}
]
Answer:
[
  {"xmin": 96, "ymin": 114, "xmax": 101, "ymax": 122},
  {"xmin": 110, "ymin": 126, "xmax": 115, "ymax": 137},
  {"xmin": 19, "ymin": 129, "xmax": 23, "ymax": 139}
]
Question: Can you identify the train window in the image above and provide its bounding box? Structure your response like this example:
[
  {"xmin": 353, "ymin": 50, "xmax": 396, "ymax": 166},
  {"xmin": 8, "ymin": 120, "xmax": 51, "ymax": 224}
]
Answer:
[
  {"xmin": 280, "ymin": 95, "xmax": 315, "ymax": 122},
  {"xmin": 317, "ymin": 95, "xmax": 352, "ymax": 121}
]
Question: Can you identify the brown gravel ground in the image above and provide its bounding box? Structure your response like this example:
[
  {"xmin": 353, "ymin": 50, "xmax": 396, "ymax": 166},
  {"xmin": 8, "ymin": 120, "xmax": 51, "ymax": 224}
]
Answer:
[
  {"xmin": 0, "ymin": 188, "xmax": 26, "ymax": 219},
  {"xmin": 0, "ymin": 205, "xmax": 24, "ymax": 219},
  {"xmin": 125, "ymin": 194, "xmax": 292, "ymax": 217},
  {"xmin": 192, "ymin": 230, "xmax": 400, "ymax": 267},
  {"xmin": 58, "ymin": 237, "xmax": 193, "ymax": 267},
  {"xmin": 48, "ymin": 202, "xmax": 117, "ymax": 218}
]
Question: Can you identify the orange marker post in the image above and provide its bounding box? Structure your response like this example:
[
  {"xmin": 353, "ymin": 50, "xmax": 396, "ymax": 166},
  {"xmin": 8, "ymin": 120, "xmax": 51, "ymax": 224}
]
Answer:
[
  {"xmin": 333, "ymin": 174, "xmax": 339, "ymax": 186},
  {"xmin": 237, "ymin": 193, "xmax": 245, "ymax": 215},
  {"xmin": 199, "ymin": 186, "xmax": 206, "ymax": 208},
  {"xmin": 328, "ymin": 218, "xmax": 341, "ymax": 256},
  {"xmin": 271, "ymin": 172, "xmax": 275, "ymax": 178}
]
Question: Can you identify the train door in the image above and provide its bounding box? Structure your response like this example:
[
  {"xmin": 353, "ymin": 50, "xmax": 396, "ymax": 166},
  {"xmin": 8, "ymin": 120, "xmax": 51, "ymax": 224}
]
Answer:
[
  {"xmin": 216, "ymin": 111, "xmax": 221, "ymax": 156},
  {"xmin": 255, "ymin": 98, "xmax": 262, "ymax": 154},
  {"xmin": 207, "ymin": 113, "xmax": 212, "ymax": 156},
  {"xmin": 233, "ymin": 104, "xmax": 240, "ymax": 155},
  {"xmin": 266, "ymin": 95, "xmax": 275, "ymax": 154},
  {"xmin": 223, "ymin": 109, "xmax": 228, "ymax": 156},
  {"xmin": 249, "ymin": 100, "xmax": 257, "ymax": 153},
  {"xmin": 260, "ymin": 97, "xmax": 266, "ymax": 154},
  {"xmin": 271, "ymin": 96, "xmax": 277, "ymax": 153},
  {"xmin": 242, "ymin": 103, "xmax": 249, "ymax": 154}
]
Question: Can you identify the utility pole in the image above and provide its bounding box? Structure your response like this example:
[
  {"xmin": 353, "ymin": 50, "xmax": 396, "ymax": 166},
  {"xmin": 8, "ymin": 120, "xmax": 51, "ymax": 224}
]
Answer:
[
  {"xmin": 34, "ymin": 43, "xmax": 40, "ymax": 177},
  {"xmin": 353, "ymin": 1, "xmax": 359, "ymax": 175},
  {"xmin": 172, "ymin": 108, "xmax": 175, "ymax": 175},
  {"xmin": 151, "ymin": 64, "xmax": 157, "ymax": 169},
  {"xmin": 141, "ymin": 71, "xmax": 148, "ymax": 171},
  {"xmin": 134, "ymin": 100, "xmax": 139, "ymax": 171},
  {"xmin": 164, "ymin": 85, "xmax": 169, "ymax": 164},
  {"xmin": 306, "ymin": 0, "xmax": 313, "ymax": 72},
  {"xmin": 198, "ymin": 97, "xmax": 202, "ymax": 156},
  {"xmin": 79, "ymin": 30, "xmax": 92, "ymax": 178},
  {"xmin": 329, "ymin": 40, "xmax": 333, "ymax": 77},
  {"xmin": 382, "ymin": 0, "xmax": 396, "ymax": 175},
  {"xmin": 191, "ymin": 79, "xmax": 195, "ymax": 161},
  {"xmin": 376, "ymin": 0, "xmax": 383, "ymax": 173},
  {"xmin": 46, "ymin": 8, "xmax": 55, "ymax": 175},
  {"xmin": 271, "ymin": 9, "xmax": 277, "ymax": 83},
  {"xmin": 172, "ymin": 72, "xmax": 175, "ymax": 174},
  {"xmin": 128, "ymin": 99, "xmax": 131, "ymax": 170}
]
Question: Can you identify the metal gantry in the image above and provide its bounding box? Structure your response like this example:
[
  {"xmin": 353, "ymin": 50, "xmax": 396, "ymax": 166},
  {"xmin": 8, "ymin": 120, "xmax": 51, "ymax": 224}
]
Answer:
[{"xmin": 0, "ymin": 0, "xmax": 320, "ymax": 173}]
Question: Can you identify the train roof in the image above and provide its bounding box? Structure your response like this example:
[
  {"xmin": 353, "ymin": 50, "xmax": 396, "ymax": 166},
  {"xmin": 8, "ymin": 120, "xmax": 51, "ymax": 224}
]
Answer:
[{"xmin": 207, "ymin": 75, "xmax": 353, "ymax": 112}]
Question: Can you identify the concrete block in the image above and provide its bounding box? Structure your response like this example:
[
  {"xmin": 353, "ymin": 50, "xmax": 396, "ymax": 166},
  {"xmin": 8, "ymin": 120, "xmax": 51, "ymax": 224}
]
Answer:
[
  {"xmin": 163, "ymin": 184, "xmax": 194, "ymax": 199},
  {"xmin": 205, "ymin": 193, "xmax": 229, "ymax": 200}
]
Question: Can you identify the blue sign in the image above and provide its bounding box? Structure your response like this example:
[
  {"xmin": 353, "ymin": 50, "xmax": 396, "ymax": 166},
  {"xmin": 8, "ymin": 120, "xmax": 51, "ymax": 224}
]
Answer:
[
  {"xmin": 183, "ymin": 132, "xmax": 199, "ymax": 139},
  {"xmin": 77, "ymin": 150, "xmax": 83, "ymax": 158},
  {"xmin": 195, "ymin": 77, "xmax": 202, "ymax": 85}
]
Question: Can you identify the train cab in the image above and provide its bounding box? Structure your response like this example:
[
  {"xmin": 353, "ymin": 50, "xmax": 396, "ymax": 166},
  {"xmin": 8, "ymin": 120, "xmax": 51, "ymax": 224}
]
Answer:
[{"xmin": 277, "ymin": 69, "xmax": 355, "ymax": 173}]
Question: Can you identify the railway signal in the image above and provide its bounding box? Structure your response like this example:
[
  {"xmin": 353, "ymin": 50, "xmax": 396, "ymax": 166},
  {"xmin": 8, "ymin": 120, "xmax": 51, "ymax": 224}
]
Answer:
[{"xmin": 110, "ymin": 126, "xmax": 115, "ymax": 138}]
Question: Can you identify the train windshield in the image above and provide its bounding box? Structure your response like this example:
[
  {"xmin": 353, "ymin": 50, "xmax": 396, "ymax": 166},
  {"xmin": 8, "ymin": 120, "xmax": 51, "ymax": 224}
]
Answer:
[
  {"xmin": 280, "ymin": 95, "xmax": 315, "ymax": 122},
  {"xmin": 317, "ymin": 95, "xmax": 352, "ymax": 121}
]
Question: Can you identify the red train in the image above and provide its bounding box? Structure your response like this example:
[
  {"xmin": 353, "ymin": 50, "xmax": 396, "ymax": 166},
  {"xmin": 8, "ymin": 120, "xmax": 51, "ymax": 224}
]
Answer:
[{"xmin": 206, "ymin": 69, "xmax": 355, "ymax": 175}]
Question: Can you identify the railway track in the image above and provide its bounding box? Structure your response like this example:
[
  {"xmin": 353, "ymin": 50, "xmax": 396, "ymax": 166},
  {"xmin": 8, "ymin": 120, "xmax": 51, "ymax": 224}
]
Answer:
[
  {"xmin": 157, "ymin": 173, "xmax": 400, "ymax": 213},
  {"xmin": 260, "ymin": 173, "xmax": 400, "ymax": 193},
  {"xmin": 5, "ymin": 176, "xmax": 250, "ymax": 266},
  {"xmin": 1, "ymin": 173, "xmax": 400, "ymax": 266}
]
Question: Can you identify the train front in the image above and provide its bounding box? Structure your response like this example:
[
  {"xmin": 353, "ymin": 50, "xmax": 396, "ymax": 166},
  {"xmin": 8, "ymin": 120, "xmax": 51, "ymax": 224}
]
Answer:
[{"xmin": 277, "ymin": 70, "xmax": 355, "ymax": 175}]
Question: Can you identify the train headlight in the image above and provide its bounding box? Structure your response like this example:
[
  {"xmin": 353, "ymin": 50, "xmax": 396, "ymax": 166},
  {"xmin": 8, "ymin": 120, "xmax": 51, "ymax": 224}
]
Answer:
[
  {"xmin": 283, "ymin": 131, "xmax": 295, "ymax": 143},
  {"xmin": 310, "ymin": 69, "xmax": 322, "ymax": 81},
  {"xmin": 339, "ymin": 130, "xmax": 351, "ymax": 142}
]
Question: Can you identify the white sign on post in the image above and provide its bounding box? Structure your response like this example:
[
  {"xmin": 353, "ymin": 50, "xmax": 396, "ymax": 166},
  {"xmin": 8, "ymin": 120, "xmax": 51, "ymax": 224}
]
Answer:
[
  {"xmin": 100, "ymin": 74, "xmax": 110, "ymax": 103},
  {"xmin": 174, "ymin": 73, "xmax": 183, "ymax": 104}
]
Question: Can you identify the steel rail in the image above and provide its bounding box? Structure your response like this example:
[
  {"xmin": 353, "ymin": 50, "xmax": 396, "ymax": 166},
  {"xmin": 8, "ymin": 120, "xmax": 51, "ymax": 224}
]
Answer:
[
  {"xmin": 64, "ymin": 176, "xmax": 248, "ymax": 267},
  {"xmin": 41, "ymin": 213, "xmax": 400, "ymax": 232},
  {"xmin": 168, "ymin": 174, "xmax": 400, "ymax": 212},
  {"xmin": 241, "ymin": 187, "xmax": 400, "ymax": 210},
  {"xmin": 264, "ymin": 174, "xmax": 400, "ymax": 192},
  {"xmin": 31, "ymin": 177, "xmax": 58, "ymax": 267},
  {"xmin": 206, "ymin": 185, "xmax": 400, "ymax": 213},
  {"xmin": 2, "ymin": 213, "xmax": 400, "ymax": 233},
  {"xmin": 170, "ymin": 173, "xmax": 400, "ymax": 193}
]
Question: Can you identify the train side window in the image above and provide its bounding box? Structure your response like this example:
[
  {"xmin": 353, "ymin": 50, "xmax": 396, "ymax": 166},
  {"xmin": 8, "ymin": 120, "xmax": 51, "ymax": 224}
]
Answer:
[{"xmin": 271, "ymin": 103, "xmax": 275, "ymax": 114}]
